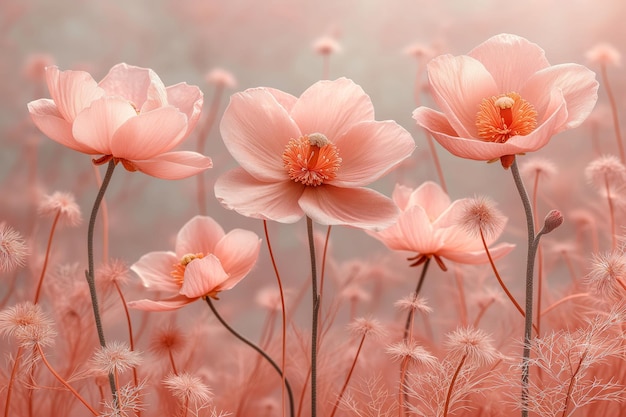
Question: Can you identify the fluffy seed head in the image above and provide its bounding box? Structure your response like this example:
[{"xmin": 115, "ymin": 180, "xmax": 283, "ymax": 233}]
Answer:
[
  {"xmin": 444, "ymin": 327, "xmax": 499, "ymax": 366},
  {"xmin": 0, "ymin": 302, "xmax": 56, "ymax": 347},
  {"xmin": 394, "ymin": 293, "xmax": 433, "ymax": 315},
  {"xmin": 163, "ymin": 372, "xmax": 213, "ymax": 405},
  {"xmin": 150, "ymin": 324, "xmax": 187, "ymax": 356},
  {"xmin": 312, "ymin": 35, "xmax": 341, "ymax": 55},
  {"xmin": 0, "ymin": 223, "xmax": 28, "ymax": 273},
  {"xmin": 38, "ymin": 191, "xmax": 82, "ymax": 226},
  {"xmin": 386, "ymin": 340, "xmax": 437, "ymax": 368},
  {"xmin": 586, "ymin": 251, "xmax": 626, "ymax": 302},
  {"xmin": 519, "ymin": 157, "xmax": 557, "ymax": 180},
  {"xmin": 586, "ymin": 43, "xmax": 622, "ymax": 67},
  {"xmin": 585, "ymin": 155, "xmax": 626, "ymax": 195},
  {"xmin": 91, "ymin": 341, "xmax": 142, "ymax": 375},
  {"xmin": 459, "ymin": 196, "xmax": 506, "ymax": 240},
  {"xmin": 205, "ymin": 68, "xmax": 237, "ymax": 89},
  {"xmin": 348, "ymin": 317, "xmax": 386, "ymax": 340},
  {"xmin": 97, "ymin": 258, "xmax": 130, "ymax": 288}
]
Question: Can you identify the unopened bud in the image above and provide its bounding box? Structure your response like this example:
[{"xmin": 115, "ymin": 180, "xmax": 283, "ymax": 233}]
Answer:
[{"xmin": 542, "ymin": 209, "xmax": 564, "ymax": 234}]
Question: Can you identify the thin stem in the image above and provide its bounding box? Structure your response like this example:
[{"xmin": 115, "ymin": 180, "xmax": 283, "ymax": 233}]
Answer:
[
  {"xmin": 561, "ymin": 351, "xmax": 588, "ymax": 417},
  {"xmin": 263, "ymin": 220, "xmax": 289, "ymax": 417},
  {"xmin": 113, "ymin": 281, "xmax": 138, "ymax": 388},
  {"xmin": 329, "ymin": 333, "xmax": 367, "ymax": 417},
  {"xmin": 4, "ymin": 347, "xmax": 22, "ymax": 417},
  {"xmin": 443, "ymin": 355, "xmax": 467, "ymax": 417},
  {"xmin": 600, "ymin": 63, "xmax": 625, "ymax": 163},
  {"xmin": 403, "ymin": 258, "xmax": 431, "ymax": 340},
  {"xmin": 424, "ymin": 131, "xmax": 448, "ymax": 193},
  {"xmin": 472, "ymin": 297, "xmax": 496, "ymax": 328},
  {"xmin": 541, "ymin": 293, "xmax": 589, "ymax": 316},
  {"xmin": 604, "ymin": 177, "xmax": 617, "ymax": 250},
  {"xmin": 510, "ymin": 158, "xmax": 536, "ymax": 417},
  {"xmin": 33, "ymin": 209, "xmax": 61, "ymax": 304},
  {"xmin": 85, "ymin": 159, "xmax": 117, "ymax": 401},
  {"xmin": 168, "ymin": 348, "xmax": 179, "ymax": 375},
  {"xmin": 306, "ymin": 216, "xmax": 320, "ymax": 417},
  {"xmin": 205, "ymin": 297, "xmax": 294, "ymax": 417},
  {"xmin": 92, "ymin": 164, "xmax": 110, "ymax": 261},
  {"xmin": 454, "ymin": 268, "xmax": 468, "ymax": 326},
  {"xmin": 531, "ymin": 171, "xmax": 544, "ymax": 335},
  {"xmin": 36, "ymin": 344, "xmax": 98, "ymax": 416}
]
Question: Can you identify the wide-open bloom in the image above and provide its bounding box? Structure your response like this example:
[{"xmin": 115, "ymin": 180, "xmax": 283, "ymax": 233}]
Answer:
[
  {"xmin": 413, "ymin": 33, "xmax": 598, "ymax": 168},
  {"xmin": 27, "ymin": 63, "xmax": 212, "ymax": 179},
  {"xmin": 128, "ymin": 216, "xmax": 261, "ymax": 311},
  {"xmin": 214, "ymin": 77, "xmax": 415, "ymax": 230},
  {"xmin": 368, "ymin": 181, "xmax": 514, "ymax": 270}
]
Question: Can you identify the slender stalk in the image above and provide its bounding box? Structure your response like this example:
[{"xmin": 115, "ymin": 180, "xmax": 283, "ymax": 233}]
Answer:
[
  {"xmin": 600, "ymin": 63, "xmax": 625, "ymax": 163},
  {"xmin": 329, "ymin": 333, "xmax": 367, "ymax": 417},
  {"xmin": 561, "ymin": 351, "xmax": 588, "ymax": 417},
  {"xmin": 85, "ymin": 159, "xmax": 117, "ymax": 400},
  {"xmin": 510, "ymin": 158, "xmax": 536, "ymax": 417},
  {"xmin": 205, "ymin": 297, "xmax": 294, "ymax": 417},
  {"xmin": 263, "ymin": 220, "xmax": 289, "ymax": 417},
  {"xmin": 36, "ymin": 344, "xmax": 98, "ymax": 416},
  {"xmin": 92, "ymin": 164, "xmax": 110, "ymax": 261},
  {"xmin": 424, "ymin": 132, "xmax": 448, "ymax": 193},
  {"xmin": 454, "ymin": 268, "xmax": 468, "ymax": 326},
  {"xmin": 113, "ymin": 281, "xmax": 138, "ymax": 388},
  {"xmin": 443, "ymin": 355, "xmax": 467, "ymax": 417},
  {"xmin": 403, "ymin": 258, "xmax": 431, "ymax": 340},
  {"xmin": 33, "ymin": 209, "xmax": 61, "ymax": 304},
  {"xmin": 541, "ymin": 293, "xmax": 589, "ymax": 316},
  {"xmin": 604, "ymin": 177, "xmax": 617, "ymax": 250},
  {"xmin": 306, "ymin": 216, "xmax": 320, "ymax": 417},
  {"xmin": 4, "ymin": 346, "xmax": 22, "ymax": 417}
]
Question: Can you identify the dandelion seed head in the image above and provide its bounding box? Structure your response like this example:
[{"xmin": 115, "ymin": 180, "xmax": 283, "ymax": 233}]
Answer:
[
  {"xmin": 98, "ymin": 258, "xmax": 130, "ymax": 287},
  {"xmin": 586, "ymin": 251, "xmax": 626, "ymax": 302},
  {"xmin": 520, "ymin": 157, "xmax": 557, "ymax": 180},
  {"xmin": 586, "ymin": 42, "xmax": 622, "ymax": 67},
  {"xmin": 0, "ymin": 223, "xmax": 28, "ymax": 273},
  {"xmin": 459, "ymin": 196, "xmax": 506, "ymax": 240},
  {"xmin": 444, "ymin": 327, "xmax": 499, "ymax": 366},
  {"xmin": 38, "ymin": 191, "xmax": 82, "ymax": 226},
  {"xmin": 205, "ymin": 68, "xmax": 237, "ymax": 89},
  {"xmin": 348, "ymin": 317, "xmax": 386, "ymax": 340},
  {"xmin": 150, "ymin": 324, "xmax": 187, "ymax": 356},
  {"xmin": 386, "ymin": 340, "xmax": 437, "ymax": 368},
  {"xmin": 312, "ymin": 35, "xmax": 341, "ymax": 55},
  {"xmin": 0, "ymin": 302, "xmax": 56, "ymax": 347},
  {"xmin": 163, "ymin": 372, "xmax": 213, "ymax": 405},
  {"xmin": 585, "ymin": 155, "xmax": 626, "ymax": 195},
  {"xmin": 394, "ymin": 293, "xmax": 432, "ymax": 315},
  {"xmin": 91, "ymin": 341, "xmax": 142, "ymax": 375}
]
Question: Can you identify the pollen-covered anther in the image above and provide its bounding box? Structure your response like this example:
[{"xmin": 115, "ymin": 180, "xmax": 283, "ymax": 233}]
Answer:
[
  {"xmin": 282, "ymin": 133, "xmax": 342, "ymax": 186},
  {"xmin": 476, "ymin": 92, "xmax": 537, "ymax": 143},
  {"xmin": 171, "ymin": 253, "xmax": 204, "ymax": 286}
]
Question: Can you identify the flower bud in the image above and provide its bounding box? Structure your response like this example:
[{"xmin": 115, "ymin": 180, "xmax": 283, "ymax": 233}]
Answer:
[{"xmin": 542, "ymin": 209, "xmax": 564, "ymax": 234}]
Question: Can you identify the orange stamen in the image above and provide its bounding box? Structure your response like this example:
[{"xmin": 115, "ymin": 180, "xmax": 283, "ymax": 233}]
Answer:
[
  {"xmin": 171, "ymin": 253, "xmax": 204, "ymax": 286},
  {"xmin": 476, "ymin": 92, "xmax": 537, "ymax": 143},
  {"xmin": 282, "ymin": 133, "xmax": 341, "ymax": 186}
]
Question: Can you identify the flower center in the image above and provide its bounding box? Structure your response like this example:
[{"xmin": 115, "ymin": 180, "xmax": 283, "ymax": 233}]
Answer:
[
  {"xmin": 171, "ymin": 253, "xmax": 204, "ymax": 286},
  {"xmin": 475, "ymin": 92, "xmax": 537, "ymax": 143},
  {"xmin": 282, "ymin": 133, "xmax": 342, "ymax": 186}
]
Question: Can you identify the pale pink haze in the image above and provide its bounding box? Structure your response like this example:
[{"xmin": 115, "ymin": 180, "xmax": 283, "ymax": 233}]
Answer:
[
  {"xmin": 368, "ymin": 181, "xmax": 514, "ymax": 270},
  {"xmin": 413, "ymin": 33, "xmax": 599, "ymax": 168},
  {"xmin": 128, "ymin": 216, "xmax": 261, "ymax": 311},
  {"xmin": 27, "ymin": 63, "xmax": 212, "ymax": 179},
  {"xmin": 215, "ymin": 77, "xmax": 415, "ymax": 230}
]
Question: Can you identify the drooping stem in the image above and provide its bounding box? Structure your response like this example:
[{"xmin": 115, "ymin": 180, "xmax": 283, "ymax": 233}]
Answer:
[
  {"xmin": 306, "ymin": 216, "xmax": 320, "ymax": 417},
  {"xmin": 85, "ymin": 159, "xmax": 117, "ymax": 401},
  {"xmin": 33, "ymin": 209, "xmax": 61, "ymax": 304},
  {"xmin": 36, "ymin": 344, "xmax": 98, "ymax": 416},
  {"xmin": 403, "ymin": 257, "xmax": 431, "ymax": 340},
  {"xmin": 329, "ymin": 332, "xmax": 367, "ymax": 417},
  {"xmin": 263, "ymin": 220, "xmax": 289, "ymax": 417},
  {"xmin": 443, "ymin": 354, "xmax": 467, "ymax": 417},
  {"xmin": 510, "ymin": 158, "xmax": 536, "ymax": 417},
  {"xmin": 205, "ymin": 297, "xmax": 294, "ymax": 417}
]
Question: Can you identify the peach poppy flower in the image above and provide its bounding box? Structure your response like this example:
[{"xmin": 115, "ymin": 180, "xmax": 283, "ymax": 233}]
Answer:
[
  {"xmin": 368, "ymin": 182, "xmax": 514, "ymax": 270},
  {"xmin": 214, "ymin": 78, "xmax": 415, "ymax": 230},
  {"xmin": 128, "ymin": 216, "xmax": 261, "ymax": 311},
  {"xmin": 27, "ymin": 63, "xmax": 212, "ymax": 179},
  {"xmin": 413, "ymin": 33, "xmax": 599, "ymax": 168}
]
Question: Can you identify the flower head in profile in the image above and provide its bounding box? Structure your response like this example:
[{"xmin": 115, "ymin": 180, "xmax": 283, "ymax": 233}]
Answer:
[
  {"xmin": 27, "ymin": 63, "xmax": 212, "ymax": 179},
  {"xmin": 128, "ymin": 216, "xmax": 261, "ymax": 311},
  {"xmin": 413, "ymin": 33, "xmax": 598, "ymax": 168},
  {"xmin": 215, "ymin": 78, "xmax": 415, "ymax": 230},
  {"xmin": 0, "ymin": 223, "xmax": 28, "ymax": 273},
  {"xmin": 368, "ymin": 181, "xmax": 514, "ymax": 270}
]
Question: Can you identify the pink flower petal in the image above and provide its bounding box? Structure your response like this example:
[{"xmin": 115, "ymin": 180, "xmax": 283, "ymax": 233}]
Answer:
[
  {"xmin": 175, "ymin": 216, "xmax": 225, "ymax": 258},
  {"xmin": 130, "ymin": 251, "xmax": 180, "ymax": 293},
  {"xmin": 521, "ymin": 63, "xmax": 599, "ymax": 129},
  {"xmin": 214, "ymin": 229, "xmax": 261, "ymax": 283},
  {"xmin": 27, "ymin": 99, "xmax": 98, "ymax": 154},
  {"xmin": 407, "ymin": 181, "xmax": 451, "ymax": 220},
  {"xmin": 180, "ymin": 254, "xmax": 229, "ymax": 298},
  {"xmin": 221, "ymin": 88, "xmax": 301, "ymax": 181},
  {"xmin": 391, "ymin": 183, "xmax": 414, "ymax": 211},
  {"xmin": 395, "ymin": 206, "xmax": 440, "ymax": 254},
  {"xmin": 290, "ymin": 78, "xmax": 375, "ymax": 142},
  {"xmin": 131, "ymin": 151, "xmax": 212, "ymax": 180},
  {"xmin": 166, "ymin": 83, "xmax": 204, "ymax": 137},
  {"xmin": 426, "ymin": 55, "xmax": 498, "ymax": 138},
  {"xmin": 45, "ymin": 66, "xmax": 104, "ymax": 121},
  {"xmin": 468, "ymin": 33, "xmax": 550, "ymax": 92},
  {"xmin": 110, "ymin": 106, "xmax": 188, "ymax": 160},
  {"xmin": 266, "ymin": 87, "xmax": 298, "ymax": 113},
  {"xmin": 72, "ymin": 97, "xmax": 137, "ymax": 156},
  {"xmin": 298, "ymin": 186, "xmax": 399, "ymax": 231},
  {"xmin": 98, "ymin": 63, "xmax": 167, "ymax": 111},
  {"xmin": 214, "ymin": 168, "xmax": 304, "ymax": 223},
  {"xmin": 127, "ymin": 295, "xmax": 194, "ymax": 312},
  {"xmin": 331, "ymin": 121, "xmax": 415, "ymax": 187}
]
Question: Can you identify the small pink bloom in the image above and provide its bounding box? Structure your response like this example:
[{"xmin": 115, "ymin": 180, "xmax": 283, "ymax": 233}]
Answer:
[
  {"xmin": 128, "ymin": 216, "xmax": 261, "ymax": 311},
  {"xmin": 27, "ymin": 63, "xmax": 212, "ymax": 179},
  {"xmin": 413, "ymin": 33, "xmax": 599, "ymax": 168},
  {"xmin": 214, "ymin": 78, "xmax": 415, "ymax": 230},
  {"xmin": 368, "ymin": 182, "xmax": 514, "ymax": 270}
]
